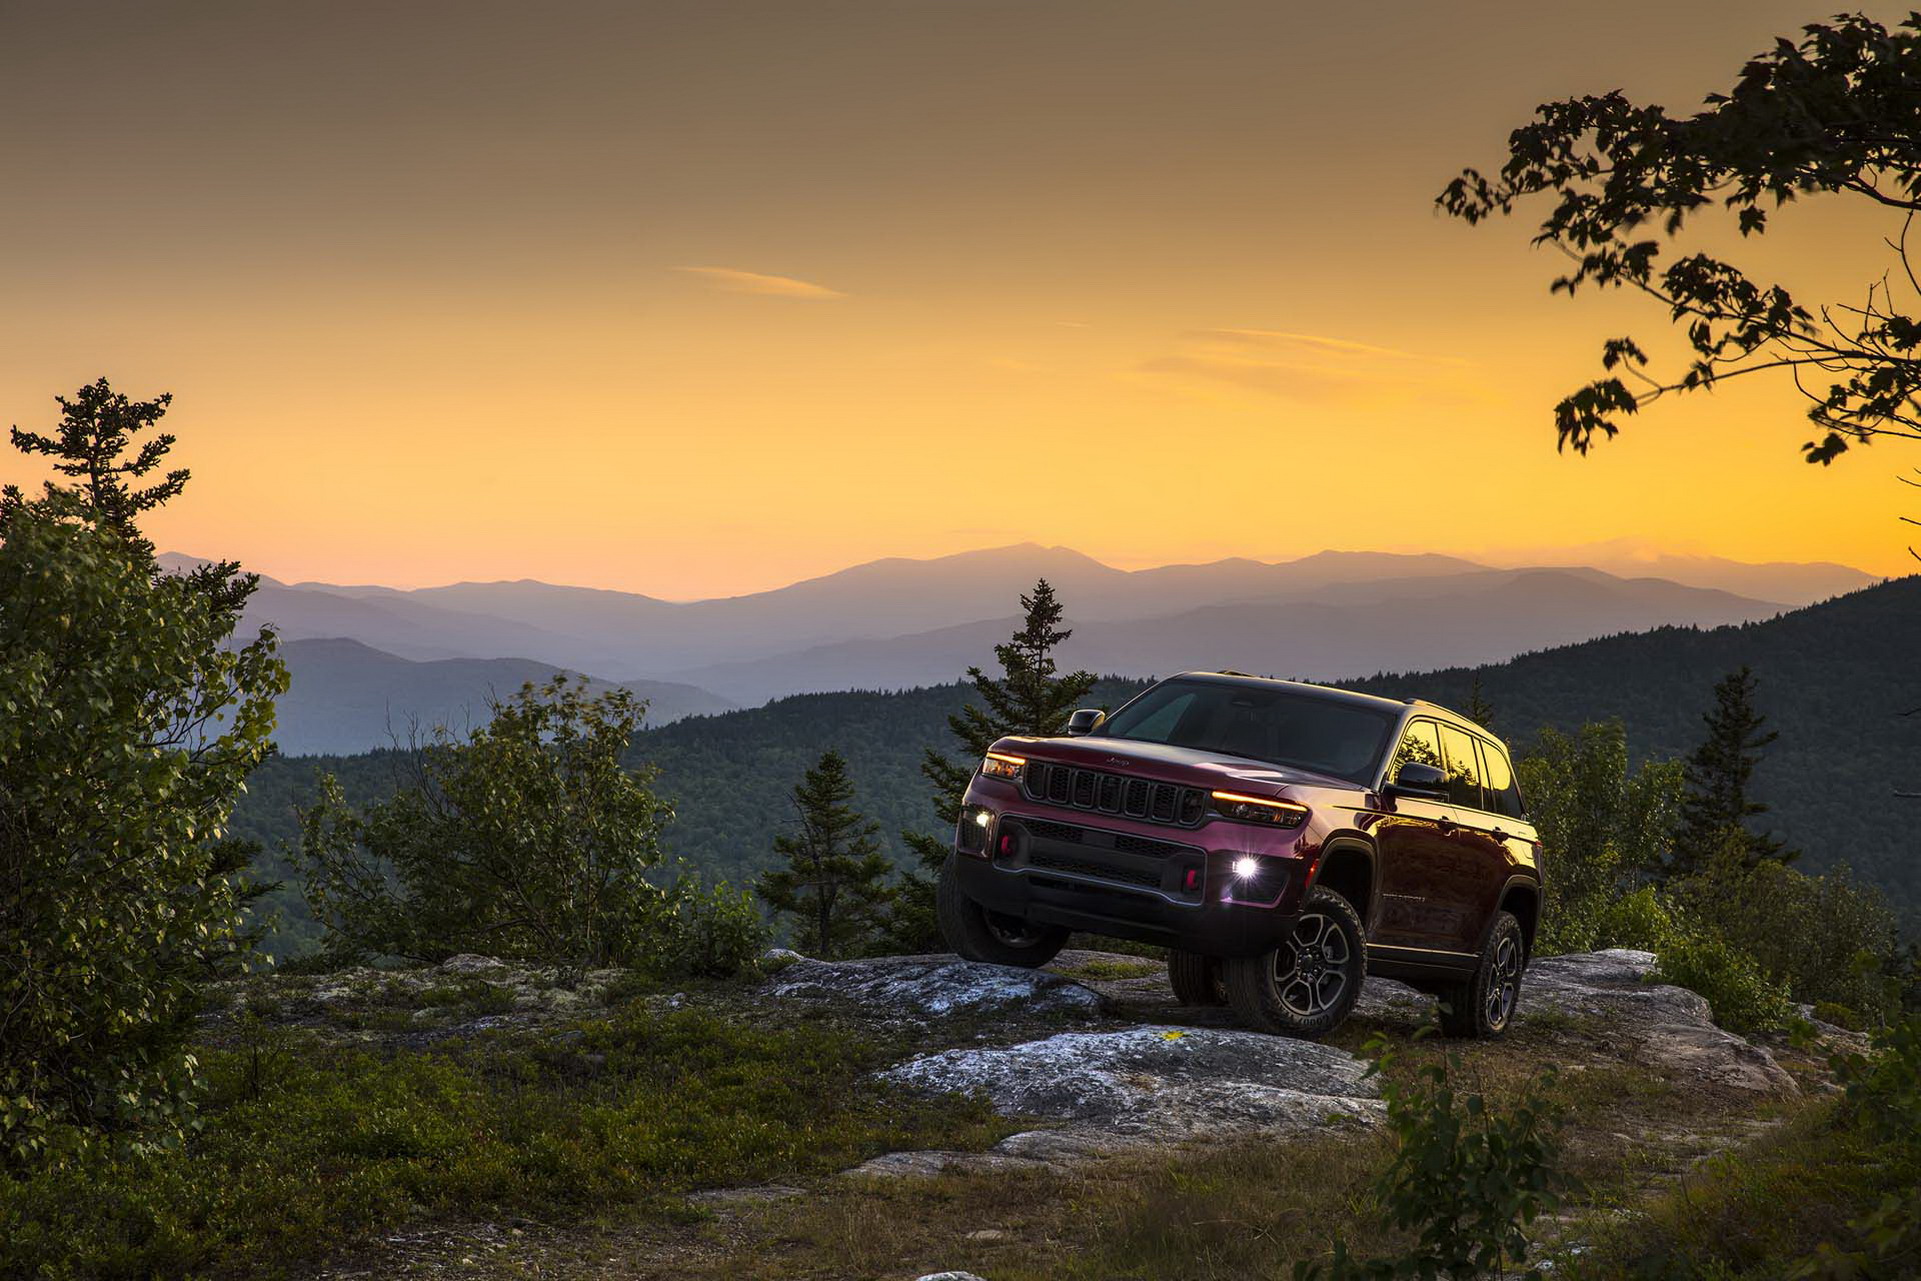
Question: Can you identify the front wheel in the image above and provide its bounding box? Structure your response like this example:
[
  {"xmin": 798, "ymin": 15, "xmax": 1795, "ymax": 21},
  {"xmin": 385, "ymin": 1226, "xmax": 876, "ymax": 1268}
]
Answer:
[
  {"xmin": 1224, "ymin": 886, "xmax": 1366, "ymax": 1040},
  {"xmin": 936, "ymin": 853, "xmax": 1068, "ymax": 968},
  {"xmin": 1438, "ymin": 911, "xmax": 1525, "ymax": 1038}
]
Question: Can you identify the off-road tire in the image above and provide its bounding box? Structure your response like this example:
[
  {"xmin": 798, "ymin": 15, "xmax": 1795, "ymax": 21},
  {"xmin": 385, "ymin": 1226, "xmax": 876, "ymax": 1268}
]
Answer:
[
  {"xmin": 1167, "ymin": 950, "xmax": 1228, "ymax": 1005},
  {"xmin": 1224, "ymin": 885, "xmax": 1366, "ymax": 1039},
  {"xmin": 936, "ymin": 853, "xmax": 1069, "ymax": 968},
  {"xmin": 1438, "ymin": 911, "xmax": 1526, "ymax": 1038}
]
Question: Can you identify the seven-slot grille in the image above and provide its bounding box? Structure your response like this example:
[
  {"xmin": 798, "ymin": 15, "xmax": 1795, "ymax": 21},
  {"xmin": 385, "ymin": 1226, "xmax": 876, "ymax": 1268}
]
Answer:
[{"xmin": 1021, "ymin": 760, "xmax": 1206, "ymax": 828}]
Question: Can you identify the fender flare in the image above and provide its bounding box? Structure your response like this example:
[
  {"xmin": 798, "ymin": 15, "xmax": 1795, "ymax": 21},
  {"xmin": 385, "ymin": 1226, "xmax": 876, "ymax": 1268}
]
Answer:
[
  {"xmin": 1309, "ymin": 835, "xmax": 1380, "ymax": 927},
  {"xmin": 1482, "ymin": 873, "xmax": 1544, "ymax": 956}
]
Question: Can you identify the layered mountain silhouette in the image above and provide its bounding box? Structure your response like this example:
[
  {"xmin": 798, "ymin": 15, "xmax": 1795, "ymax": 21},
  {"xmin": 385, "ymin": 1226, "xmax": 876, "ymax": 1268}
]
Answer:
[
  {"xmin": 272, "ymin": 638, "xmax": 733, "ymax": 757},
  {"xmin": 665, "ymin": 568, "xmax": 1791, "ymax": 702},
  {"xmin": 161, "ymin": 543, "xmax": 1877, "ymax": 751}
]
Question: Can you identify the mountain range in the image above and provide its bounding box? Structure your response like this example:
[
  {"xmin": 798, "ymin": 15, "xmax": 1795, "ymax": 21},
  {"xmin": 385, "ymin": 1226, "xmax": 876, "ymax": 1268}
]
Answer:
[
  {"xmin": 231, "ymin": 575, "xmax": 1921, "ymax": 955},
  {"xmin": 161, "ymin": 545, "xmax": 1878, "ymax": 755}
]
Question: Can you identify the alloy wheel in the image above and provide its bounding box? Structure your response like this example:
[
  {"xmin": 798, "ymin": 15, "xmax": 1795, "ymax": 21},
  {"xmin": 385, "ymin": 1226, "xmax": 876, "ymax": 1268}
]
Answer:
[
  {"xmin": 1273, "ymin": 912, "xmax": 1352, "ymax": 1018},
  {"xmin": 1486, "ymin": 935, "xmax": 1521, "ymax": 1029}
]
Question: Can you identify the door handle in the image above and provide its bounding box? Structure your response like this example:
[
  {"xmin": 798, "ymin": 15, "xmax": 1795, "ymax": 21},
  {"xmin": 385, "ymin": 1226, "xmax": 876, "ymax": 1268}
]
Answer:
[{"xmin": 1436, "ymin": 816, "xmax": 1457, "ymax": 834}]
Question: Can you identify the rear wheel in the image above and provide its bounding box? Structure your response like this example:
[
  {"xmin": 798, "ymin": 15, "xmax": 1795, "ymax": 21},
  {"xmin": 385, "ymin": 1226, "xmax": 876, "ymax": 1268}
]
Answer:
[
  {"xmin": 936, "ymin": 853, "xmax": 1068, "ymax": 968},
  {"xmin": 1224, "ymin": 886, "xmax": 1366, "ymax": 1039},
  {"xmin": 1438, "ymin": 911, "xmax": 1525, "ymax": 1038},
  {"xmin": 1167, "ymin": 950, "xmax": 1227, "ymax": 1005}
]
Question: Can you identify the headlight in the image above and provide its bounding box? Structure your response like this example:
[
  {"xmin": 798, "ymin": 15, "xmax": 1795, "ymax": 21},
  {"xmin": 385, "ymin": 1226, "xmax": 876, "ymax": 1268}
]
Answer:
[
  {"xmin": 1210, "ymin": 790, "xmax": 1307, "ymax": 828},
  {"xmin": 981, "ymin": 752, "xmax": 1025, "ymax": 780}
]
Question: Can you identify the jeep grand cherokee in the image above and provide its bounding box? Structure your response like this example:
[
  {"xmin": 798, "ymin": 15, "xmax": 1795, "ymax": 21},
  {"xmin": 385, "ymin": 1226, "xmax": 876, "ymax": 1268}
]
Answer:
[{"xmin": 937, "ymin": 671, "xmax": 1543, "ymax": 1039}]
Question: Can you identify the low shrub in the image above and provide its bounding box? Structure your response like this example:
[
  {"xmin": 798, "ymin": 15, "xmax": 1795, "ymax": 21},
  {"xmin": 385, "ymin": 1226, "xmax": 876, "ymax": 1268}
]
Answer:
[
  {"xmin": 1572, "ymin": 1016, "xmax": 1921, "ymax": 1278},
  {"xmin": 1668, "ymin": 859, "xmax": 1902, "ymax": 1025},
  {"xmin": 1651, "ymin": 929, "xmax": 1794, "ymax": 1034},
  {"xmin": 1296, "ymin": 1035, "xmax": 1567, "ymax": 1279},
  {"xmin": 1590, "ymin": 886, "xmax": 1681, "ymax": 953},
  {"xmin": 643, "ymin": 875, "xmax": 771, "ymax": 979},
  {"xmin": 0, "ymin": 1006, "xmax": 1001, "ymax": 1279}
]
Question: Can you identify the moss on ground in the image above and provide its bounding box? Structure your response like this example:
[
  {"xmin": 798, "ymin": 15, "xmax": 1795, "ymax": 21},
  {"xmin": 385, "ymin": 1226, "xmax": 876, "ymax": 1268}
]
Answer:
[{"xmin": 0, "ymin": 1002, "xmax": 1011, "ymax": 1280}]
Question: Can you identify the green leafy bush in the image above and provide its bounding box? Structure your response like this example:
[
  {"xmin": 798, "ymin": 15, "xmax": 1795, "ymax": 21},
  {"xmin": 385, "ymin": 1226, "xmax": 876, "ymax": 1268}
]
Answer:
[
  {"xmin": 1652, "ymin": 928, "xmax": 1794, "ymax": 1034},
  {"xmin": 294, "ymin": 677, "xmax": 673, "ymax": 968},
  {"xmin": 644, "ymin": 874, "xmax": 771, "ymax": 978},
  {"xmin": 1515, "ymin": 722, "xmax": 1682, "ymax": 954},
  {"xmin": 1591, "ymin": 886, "xmax": 1682, "ymax": 953},
  {"xmin": 1668, "ymin": 856, "xmax": 1901, "ymax": 1025},
  {"xmin": 0, "ymin": 384, "xmax": 285, "ymax": 1168},
  {"xmin": 1297, "ymin": 1037, "xmax": 1567, "ymax": 1279}
]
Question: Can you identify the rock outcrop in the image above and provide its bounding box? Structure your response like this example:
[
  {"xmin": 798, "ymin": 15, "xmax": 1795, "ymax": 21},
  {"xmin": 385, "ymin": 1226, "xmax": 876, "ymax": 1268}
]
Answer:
[
  {"xmin": 1355, "ymin": 949, "xmax": 1798, "ymax": 1095},
  {"xmin": 843, "ymin": 945, "xmax": 1800, "ymax": 1179},
  {"xmin": 852, "ymin": 1022, "xmax": 1381, "ymax": 1176},
  {"xmin": 1522, "ymin": 948, "xmax": 1799, "ymax": 1094},
  {"xmin": 763, "ymin": 954, "xmax": 1104, "ymax": 1022}
]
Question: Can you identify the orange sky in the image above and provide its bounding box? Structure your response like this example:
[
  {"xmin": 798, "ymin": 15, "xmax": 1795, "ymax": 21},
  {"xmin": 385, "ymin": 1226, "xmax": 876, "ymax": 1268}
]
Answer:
[{"xmin": 3, "ymin": 1, "xmax": 1916, "ymax": 598}]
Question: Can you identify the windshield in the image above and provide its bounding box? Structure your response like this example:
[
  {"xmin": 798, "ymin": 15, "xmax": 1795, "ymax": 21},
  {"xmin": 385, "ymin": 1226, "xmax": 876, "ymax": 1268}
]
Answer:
[{"xmin": 1096, "ymin": 679, "xmax": 1397, "ymax": 783}]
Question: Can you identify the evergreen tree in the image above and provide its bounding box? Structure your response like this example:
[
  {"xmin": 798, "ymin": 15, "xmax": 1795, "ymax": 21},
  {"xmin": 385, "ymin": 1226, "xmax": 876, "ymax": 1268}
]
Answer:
[
  {"xmin": 758, "ymin": 749, "xmax": 893, "ymax": 958},
  {"xmin": 885, "ymin": 579, "xmax": 1097, "ymax": 950},
  {"xmin": 1, "ymin": 381, "xmax": 285, "ymax": 1166},
  {"xmin": 4, "ymin": 378, "xmax": 252, "ymax": 620},
  {"xmin": 1671, "ymin": 666, "xmax": 1792, "ymax": 876},
  {"xmin": 1463, "ymin": 675, "xmax": 1496, "ymax": 729}
]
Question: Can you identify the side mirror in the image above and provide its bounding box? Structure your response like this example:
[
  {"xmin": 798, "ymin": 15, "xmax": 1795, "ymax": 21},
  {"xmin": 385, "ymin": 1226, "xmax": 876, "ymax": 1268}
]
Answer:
[
  {"xmin": 1383, "ymin": 761, "xmax": 1447, "ymax": 799},
  {"xmin": 1065, "ymin": 708, "xmax": 1106, "ymax": 736}
]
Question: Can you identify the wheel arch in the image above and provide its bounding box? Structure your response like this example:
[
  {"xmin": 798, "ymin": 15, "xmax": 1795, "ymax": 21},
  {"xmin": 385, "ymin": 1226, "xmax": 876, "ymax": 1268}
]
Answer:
[
  {"xmin": 1493, "ymin": 876, "xmax": 1542, "ymax": 957},
  {"xmin": 1309, "ymin": 837, "xmax": 1379, "ymax": 931}
]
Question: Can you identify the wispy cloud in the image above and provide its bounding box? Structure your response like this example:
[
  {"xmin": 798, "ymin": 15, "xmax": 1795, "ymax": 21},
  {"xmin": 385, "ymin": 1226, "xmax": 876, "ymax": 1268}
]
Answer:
[
  {"xmin": 1186, "ymin": 329, "xmax": 1460, "ymax": 364},
  {"xmin": 1137, "ymin": 327, "xmax": 1477, "ymax": 405},
  {"xmin": 675, "ymin": 266, "xmax": 846, "ymax": 300}
]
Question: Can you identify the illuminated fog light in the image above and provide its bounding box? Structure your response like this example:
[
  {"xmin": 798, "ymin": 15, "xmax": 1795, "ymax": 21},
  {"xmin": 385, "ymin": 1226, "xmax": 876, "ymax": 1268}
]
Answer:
[
  {"xmin": 1233, "ymin": 856, "xmax": 1260, "ymax": 879},
  {"xmin": 974, "ymin": 810, "xmax": 993, "ymax": 827}
]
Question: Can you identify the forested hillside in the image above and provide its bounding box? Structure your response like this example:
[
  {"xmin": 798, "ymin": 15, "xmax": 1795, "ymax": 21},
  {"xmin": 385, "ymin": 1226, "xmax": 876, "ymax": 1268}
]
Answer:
[
  {"xmin": 1353, "ymin": 577, "xmax": 1921, "ymax": 914},
  {"xmin": 234, "ymin": 577, "xmax": 1921, "ymax": 951}
]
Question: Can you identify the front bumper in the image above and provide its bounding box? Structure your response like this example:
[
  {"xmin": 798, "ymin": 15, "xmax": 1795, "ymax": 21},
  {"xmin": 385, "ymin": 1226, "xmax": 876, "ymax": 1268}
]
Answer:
[{"xmin": 952, "ymin": 793, "xmax": 1313, "ymax": 958}]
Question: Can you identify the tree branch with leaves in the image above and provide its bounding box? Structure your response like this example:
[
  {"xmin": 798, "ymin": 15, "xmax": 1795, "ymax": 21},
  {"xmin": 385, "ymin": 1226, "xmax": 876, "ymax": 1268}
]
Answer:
[{"xmin": 1441, "ymin": 14, "xmax": 1921, "ymax": 469}]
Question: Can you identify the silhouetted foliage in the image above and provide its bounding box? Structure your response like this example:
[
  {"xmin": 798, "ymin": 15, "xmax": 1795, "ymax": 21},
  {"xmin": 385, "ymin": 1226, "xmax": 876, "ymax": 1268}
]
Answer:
[
  {"xmin": 1463, "ymin": 675, "xmax": 1496, "ymax": 730},
  {"xmin": 1673, "ymin": 666, "xmax": 1792, "ymax": 875},
  {"xmin": 1441, "ymin": 14, "xmax": 1921, "ymax": 466},
  {"xmin": 758, "ymin": 749, "xmax": 893, "ymax": 958},
  {"xmin": 0, "ymin": 382, "xmax": 285, "ymax": 1167}
]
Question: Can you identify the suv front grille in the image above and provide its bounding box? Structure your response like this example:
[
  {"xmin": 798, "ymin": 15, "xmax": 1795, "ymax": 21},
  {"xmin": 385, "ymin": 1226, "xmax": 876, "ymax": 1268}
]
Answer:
[
  {"xmin": 1027, "ymin": 852, "xmax": 1162, "ymax": 888},
  {"xmin": 1022, "ymin": 760, "xmax": 1206, "ymax": 828}
]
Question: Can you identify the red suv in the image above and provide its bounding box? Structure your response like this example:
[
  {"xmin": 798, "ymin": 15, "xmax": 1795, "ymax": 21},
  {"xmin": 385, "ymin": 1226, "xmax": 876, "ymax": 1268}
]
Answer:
[{"xmin": 937, "ymin": 672, "xmax": 1543, "ymax": 1039}]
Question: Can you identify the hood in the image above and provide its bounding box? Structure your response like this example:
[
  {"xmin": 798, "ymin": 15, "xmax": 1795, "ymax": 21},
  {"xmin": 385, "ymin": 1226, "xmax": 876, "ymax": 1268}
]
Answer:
[{"xmin": 994, "ymin": 734, "xmax": 1361, "ymax": 794}]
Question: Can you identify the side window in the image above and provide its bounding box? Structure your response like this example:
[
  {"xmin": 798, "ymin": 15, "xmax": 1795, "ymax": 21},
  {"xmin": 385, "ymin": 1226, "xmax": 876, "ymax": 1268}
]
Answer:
[
  {"xmin": 1478, "ymin": 739, "xmax": 1527, "ymax": 819},
  {"xmin": 1387, "ymin": 719, "xmax": 1442, "ymax": 778},
  {"xmin": 1437, "ymin": 724, "xmax": 1484, "ymax": 811}
]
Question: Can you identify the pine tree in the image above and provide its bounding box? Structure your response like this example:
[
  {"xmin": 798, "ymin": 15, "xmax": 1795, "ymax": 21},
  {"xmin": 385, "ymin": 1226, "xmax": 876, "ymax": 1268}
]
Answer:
[
  {"xmin": 1464, "ymin": 675, "xmax": 1496, "ymax": 729},
  {"xmin": 1670, "ymin": 666, "xmax": 1792, "ymax": 876},
  {"xmin": 4, "ymin": 378, "xmax": 252, "ymax": 621},
  {"xmin": 757, "ymin": 749, "xmax": 893, "ymax": 958},
  {"xmin": 884, "ymin": 579, "xmax": 1097, "ymax": 950}
]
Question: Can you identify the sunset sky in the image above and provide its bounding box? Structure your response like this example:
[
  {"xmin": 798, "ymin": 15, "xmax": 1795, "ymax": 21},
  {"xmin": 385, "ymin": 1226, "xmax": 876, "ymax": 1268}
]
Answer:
[{"xmin": 3, "ymin": 0, "xmax": 1916, "ymax": 598}]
